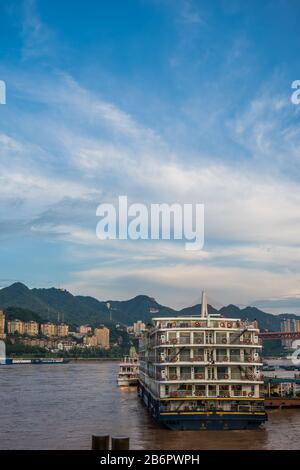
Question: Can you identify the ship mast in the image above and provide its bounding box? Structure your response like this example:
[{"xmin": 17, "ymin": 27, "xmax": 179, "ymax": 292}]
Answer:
[{"xmin": 201, "ymin": 291, "xmax": 208, "ymax": 318}]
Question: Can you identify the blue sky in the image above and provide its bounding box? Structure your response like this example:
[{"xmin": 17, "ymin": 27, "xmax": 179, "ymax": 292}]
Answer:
[{"xmin": 1, "ymin": 0, "xmax": 300, "ymax": 311}]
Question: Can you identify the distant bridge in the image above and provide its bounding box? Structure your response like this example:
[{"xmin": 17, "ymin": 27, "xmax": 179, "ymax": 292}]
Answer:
[{"xmin": 259, "ymin": 331, "xmax": 300, "ymax": 341}]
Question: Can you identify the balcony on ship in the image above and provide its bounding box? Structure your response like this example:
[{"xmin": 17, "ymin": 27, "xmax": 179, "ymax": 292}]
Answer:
[
  {"xmin": 152, "ymin": 318, "xmax": 259, "ymax": 332},
  {"xmin": 161, "ymin": 382, "xmax": 260, "ymax": 399},
  {"xmin": 159, "ymin": 399, "xmax": 264, "ymax": 414}
]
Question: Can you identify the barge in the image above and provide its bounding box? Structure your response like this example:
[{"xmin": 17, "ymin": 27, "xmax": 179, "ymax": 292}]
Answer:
[{"xmin": 0, "ymin": 358, "xmax": 70, "ymax": 365}]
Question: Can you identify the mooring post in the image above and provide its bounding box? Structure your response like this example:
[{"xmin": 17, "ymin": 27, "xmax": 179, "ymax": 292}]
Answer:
[
  {"xmin": 91, "ymin": 435, "xmax": 110, "ymax": 450},
  {"xmin": 111, "ymin": 437, "xmax": 130, "ymax": 450}
]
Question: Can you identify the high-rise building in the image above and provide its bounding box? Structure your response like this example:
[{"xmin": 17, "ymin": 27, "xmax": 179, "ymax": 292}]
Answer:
[
  {"xmin": 7, "ymin": 319, "xmax": 25, "ymax": 335},
  {"xmin": 24, "ymin": 321, "xmax": 39, "ymax": 336},
  {"xmin": 281, "ymin": 319, "xmax": 300, "ymax": 348},
  {"xmin": 94, "ymin": 326, "xmax": 110, "ymax": 349},
  {"xmin": 41, "ymin": 322, "xmax": 57, "ymax": 337},
  {"xmin": 0, "ymin": 310, "xmax": 6, "ymax": 339},
  {"xmin": 57, "ymin": 323, "xmax": 69, "ymax": 337}
]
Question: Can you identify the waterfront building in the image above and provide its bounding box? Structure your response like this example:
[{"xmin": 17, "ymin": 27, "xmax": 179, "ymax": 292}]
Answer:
[
  {"xmin": 0, "ymin": 310, "xmax": 6, "ymax": 339},
  {"xmin": 281, "ymin": 319, "xmax": 300, "ymax": 348},
  {"xmin": 83, "ymin": 334, "xmax": 98, "ymax": 347},
  {"xmin": 41, "ymin": 322, "xmax": 57, "ymax": 337},
  {"xmin": 138, "ymin": 292, "xmax": 267, "ymax": 430},
  {"xmin": 78, "ymin": 324, "xmax": 92, "ymax": 335},
  {"xmin": 94, "ymin": 325, "xmax": 110, "ymax": 349},
  {"xmin": 24, "ymin": 321, "xmax": 39, "ymax": 336},
  {"xmin": 7, "ymin": 319, "xmax": 25, "ymax": 335},
  {"xmin": 57, "ymin": 340, "xmax": 76, "ymax": 351},
  {"xmin": 57, "ymin": 323, "xmax": 69, "ymax": 337}
]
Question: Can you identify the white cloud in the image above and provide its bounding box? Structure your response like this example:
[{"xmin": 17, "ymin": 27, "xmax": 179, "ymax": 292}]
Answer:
[{"xmin": 1, "ymin": 71, "xmax": 300, "ymax": 309}]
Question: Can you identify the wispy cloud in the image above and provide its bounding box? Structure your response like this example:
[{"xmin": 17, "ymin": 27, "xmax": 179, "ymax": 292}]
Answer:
[
  {"xmin": 21, "ymin": 0, "xmax": 55, "ymax": 61},
  {"xmin": 1, "ymin": 1, "xmax": 300, "ymax": 309}
]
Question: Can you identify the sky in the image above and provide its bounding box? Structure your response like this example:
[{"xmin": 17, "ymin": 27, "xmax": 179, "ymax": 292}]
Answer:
[{"xmin": 1, "ymin": 0, "xmax": 300, "ymax": 312}]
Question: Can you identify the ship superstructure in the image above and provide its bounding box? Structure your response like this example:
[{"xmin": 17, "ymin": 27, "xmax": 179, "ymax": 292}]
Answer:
[{"xmin": 138, "ymin": 292, "xmax": 267, "ymax": 430}]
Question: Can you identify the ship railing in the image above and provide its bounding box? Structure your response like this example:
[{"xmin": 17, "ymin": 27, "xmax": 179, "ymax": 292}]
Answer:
[
  {"xmin": 169, "ymin": 390, "xmax": 193, "ymax": 398},
  {"xmin": 216, "ymin": 355, "xmax": 231, "ymax": 362},
  {"xmin": 194, "ymin": 373, "xmax": 205, "ymax": 379},
  {"xmin": 161, "ymin": 403, "xmax": 264, "ymax": 413},
  {"xmin": 178, "ymin": 338, "xmax": 191, "ymax": 345},
  {"xmin": 217, "ymin": 373, "xmax": 230, "ymax": 380},
  {"xmin": 179, "ymin": 373, "xmax": 192, "ymax": 380},
  {"xmin": 231, "ymin": 373, "xmax": 242, "ymax": 380},
  {"xmin": 164, "ymin": 389, "xmax": 262, "ymax": 400},
  {"xmin": 244, "ymin": 356, "xmax": 261, "ymax": 363},
  {"xmin": 191, "ymin": 356, "xmax": 205, "ymax": 362},
  {"xmin": 218, "ymin": 392, "xmax": 230, "ymax": 398}
]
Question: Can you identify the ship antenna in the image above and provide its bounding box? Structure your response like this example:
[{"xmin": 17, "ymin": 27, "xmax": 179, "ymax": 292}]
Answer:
[{"xmin": 201, "ymin": 291, "xmax": 208, "ymax": 318}]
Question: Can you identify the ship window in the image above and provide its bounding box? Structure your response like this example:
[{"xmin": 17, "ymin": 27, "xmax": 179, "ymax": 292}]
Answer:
[
  {"xmin": 180, "ymin": 349, "xmax": 191, "ymax": 361},
  {"xmin": 216, "ymin": 349, "xmax": 227, "ymax": 361},
  {"xmin": 179, "ymin": 383, "xmax": 192, "ymax": 391},
  {"xmin": 180, "ymin": 367, "xmax": 191, "ymax": 379},
  {"xmin": 216, "ymin": 332, "xmax": 227, "ymax": 344},
  {"xmin": 168, "ymin": 332, "xmax": 177, "ymax": 341},
  {"xmin": 230, "ymin": 349, "xmax": 240, "ymax": 361},
  {"xmin": 179, "ymin": 332, "xmax": 190, "ymax": 344},
  {"xmin": 193, "ymin": 348, "xmax": 204, "ymax": 361},
  {"xmin": 195, "ymin": 385, "xmax": 206, "ymax": 397},
  {"xmin": 217, "ymin": 367, "xmax": 228, "ymax": 379},
  {"xmin": 208, "ymin": 385, "xmax": 217, "ymax": 397},
  {"xmin": 193, "ymin": 333, "xmax": 204, "ymax": 345},
  {"xmin": 231, "ymin": 366, "xmax": 242, "ymax": 380}
]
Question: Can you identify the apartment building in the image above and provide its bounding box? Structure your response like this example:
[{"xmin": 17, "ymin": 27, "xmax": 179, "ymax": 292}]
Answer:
[{"xmin": 0, "ymin": 310, "xmax": 6, "ymax": 339}]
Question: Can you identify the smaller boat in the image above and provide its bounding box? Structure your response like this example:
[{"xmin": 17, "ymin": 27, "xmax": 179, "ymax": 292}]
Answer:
[{"xmin": 117, "ymin": 349, "xmax": 139, "ymax": 387}]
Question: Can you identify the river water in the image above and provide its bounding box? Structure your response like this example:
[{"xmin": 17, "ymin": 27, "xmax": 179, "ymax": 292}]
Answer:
[{"xmin": 0, "ymin": 361, "xmax": 299, "ymax": 450}]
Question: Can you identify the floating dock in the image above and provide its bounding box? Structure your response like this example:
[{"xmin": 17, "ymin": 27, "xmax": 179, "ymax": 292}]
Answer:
[{"xmin": 264, "ymin": 377, "xmax": 300, "ymax": 408}]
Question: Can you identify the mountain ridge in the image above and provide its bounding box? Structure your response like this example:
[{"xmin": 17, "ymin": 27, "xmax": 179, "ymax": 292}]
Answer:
[{"xmin": 0, "ymin": 282, "xmax": 299, "ymax": 330}]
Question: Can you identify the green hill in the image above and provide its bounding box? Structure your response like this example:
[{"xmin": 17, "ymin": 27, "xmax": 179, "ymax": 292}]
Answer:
[
  {"xmin": 4, "ymin": 306, "xmax": 43, "ymax": 323},
  {"xmin": 1, "ymin": 282, "xmax": 299, "ymax": 331}
]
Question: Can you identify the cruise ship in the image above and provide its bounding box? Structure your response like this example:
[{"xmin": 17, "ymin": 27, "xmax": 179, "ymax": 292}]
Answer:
[{"xmin": 138, "ymin": 293, "xmax": 267, "ymax": 430}]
